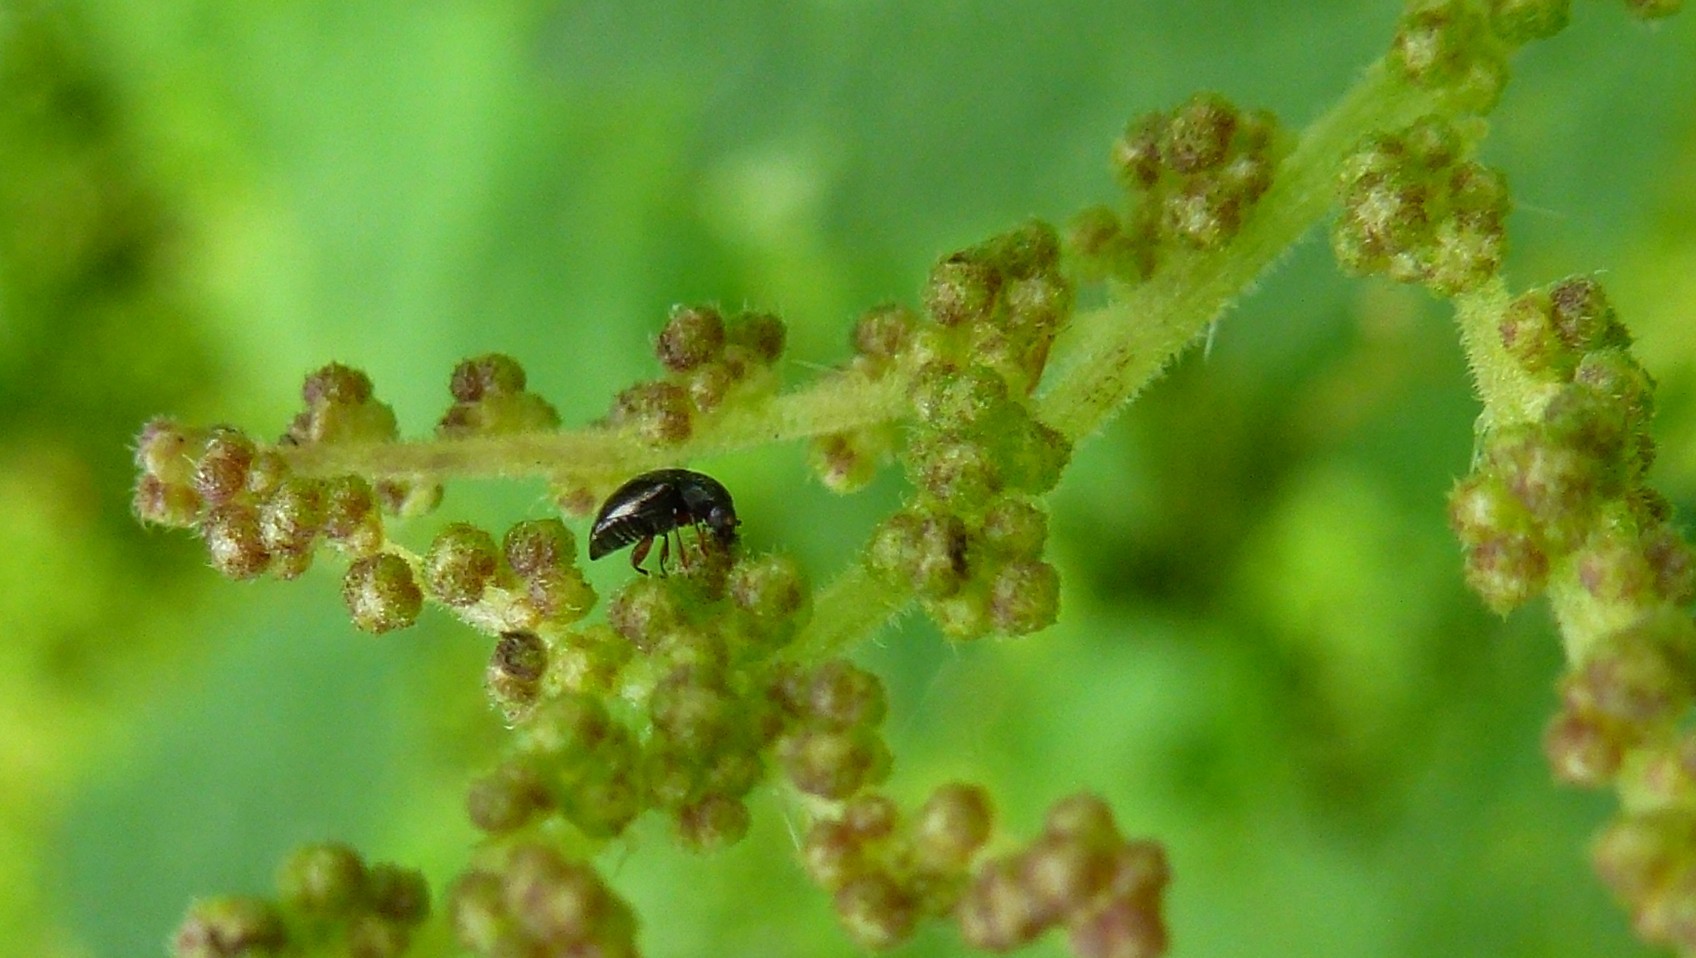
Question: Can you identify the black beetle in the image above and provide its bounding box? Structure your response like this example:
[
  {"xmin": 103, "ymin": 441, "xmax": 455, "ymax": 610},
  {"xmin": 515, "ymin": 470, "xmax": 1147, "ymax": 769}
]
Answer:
[{"xmin": 588, "ymin": 468, "xmax": 739, "ymax": 575}]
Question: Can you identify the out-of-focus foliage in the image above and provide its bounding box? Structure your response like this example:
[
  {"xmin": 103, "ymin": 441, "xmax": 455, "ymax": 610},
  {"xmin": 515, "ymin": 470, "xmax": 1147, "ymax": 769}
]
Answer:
[{"xmin": 2, "ymin": 2, "xmax": 1694, "ymax": 957}]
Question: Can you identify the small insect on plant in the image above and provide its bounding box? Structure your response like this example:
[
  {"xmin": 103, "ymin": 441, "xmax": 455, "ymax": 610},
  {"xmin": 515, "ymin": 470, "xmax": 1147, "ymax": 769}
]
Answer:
[{"xmin": 588, "ymin": 468, "xmax": 740, "ymax": 575}]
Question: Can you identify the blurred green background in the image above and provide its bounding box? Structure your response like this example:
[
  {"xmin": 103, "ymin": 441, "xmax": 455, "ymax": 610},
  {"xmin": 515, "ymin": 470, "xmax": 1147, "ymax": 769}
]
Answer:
[{"xmin": 4, "ymin": 2, "xmax": 1696, "ymax": 956}]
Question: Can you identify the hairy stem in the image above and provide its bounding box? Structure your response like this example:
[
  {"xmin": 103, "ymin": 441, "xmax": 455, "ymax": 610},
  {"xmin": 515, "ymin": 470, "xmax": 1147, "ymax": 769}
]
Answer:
[
  {"xmin": 1039, "ymin": 60, "xmax": 1460, "ymax": 442},
  {"xmin": 278, "ymin": 372, "xmax": 908, "ymax": 484}
]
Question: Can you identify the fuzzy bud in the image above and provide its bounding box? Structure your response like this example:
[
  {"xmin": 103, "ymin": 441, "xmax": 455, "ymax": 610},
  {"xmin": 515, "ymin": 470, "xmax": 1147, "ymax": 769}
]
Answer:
[
  {"xmin": 834, "ymin": 872, "xmax": 918, "ymax": 949},
  {"xmin": 914, "ymin": 783, "xmax": 995, "ymax": 872},
  {"xmin": 1488, "ymin": 0, "xmax": 1571, "ymax": 43},
  {"xmin": 343, "ymin": 553, "xmax": 423, "ymax": 634},
  {"xmin": 467, "ymin": 763, "xmax": 548, "ymax": 834},
  {"xmin": 866, "ymin": 510, "xmax": 969, "ymax": 599},
  {"xmin": 1160, "ymin": 92, "xmax": 1238, "ymax": 174},
  {"xmin": 728, "ymin": 310, "xmax": 788, "ymax": 365},
  {"xmin": 423, "ymin": 523, "xmax": 499, "ymax": 606},
  {"xmin": 202, "ymin": 504, "xmax": 272, "ymax": 580},
  {"xmin": 657, "ymin": 305, "xmax": 727, "ymax": 373},
  {"xmin": 321, "ymin": 476, "xmax": 383, "ymax": 555},
  {"xmin": 677, "ymin": 794, "xmax": 751, "ymax": 852},
  {"xmin": 449, "ymin": 354, "xmax": 528, "ymax": 402},
  {"xmin": 610, "ymin": 381, "xmax": 693, "ymax": 445},
  {"xmin": 193, "ymin": 430, "xmax": 256, "ymax": 506},
  {"xmin": 504, "ymin": 518, "xmax": 577, "ymax": 580},
  {"xmin": 172, "ymin": 897, "xmax": 287, "ymax": 958},
  {"xmin": 924, "ymin": 255, "xmax": 1001, "ymax": 328},
  {"xmin": 852, "ymin": 303, "xmax": 917, "ymax": 367},
  {"xmin": 987, "ymin": 559, "xmax": 1061, "ymax": 636}
]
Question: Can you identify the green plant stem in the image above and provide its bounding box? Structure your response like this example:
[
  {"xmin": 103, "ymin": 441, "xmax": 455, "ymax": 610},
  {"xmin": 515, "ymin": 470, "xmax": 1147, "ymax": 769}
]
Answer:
[
  {"xmin": 788, "ymin": 563, "xmax": 912, "ymax": 662},
  {"xmin": 1038, "ymin": 60, "xmax": 1460, "ymax": 442},
  {"xmin": 1452, "ymin": 279, "xmax": 1556, "ymax": 429},
  {"xmin": 277, "ymin": 371, "xmax": 909, "ymax": 483}
]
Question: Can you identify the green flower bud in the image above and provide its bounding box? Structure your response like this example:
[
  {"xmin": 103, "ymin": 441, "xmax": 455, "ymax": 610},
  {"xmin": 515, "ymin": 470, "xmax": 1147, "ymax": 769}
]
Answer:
[
  {"xmin": 257, "ymin": 477, "xmax": 325, "ymax": 556},
  {"xmin": 1549, "ymin": 276, "xmax": 1624, "ymax": 351},
  {"xmin": 834, "ymin": 872, "xmax": 918, "ymax": 949},
  {"xmin": 677, "ymin": 794, "xmax": 751, "ymax": 852},
  {"xmin": 958, "ymin": 857, "xmax": 1047, "ymax": 951},
  {"xmin": 502, "ymin": 845, "xmax": 612, "ymax": 946},
  {"xmin": 1498, "ymin": 289, "xmax": 1569, "ymax": 377},
  {"xmin": 1163, "ymin": 176, "xmax": 1242, "ymax": 250},
  {"xmin": 849, "ymin": 303, "xmax": 917, "ymax": 370},
  {"xmin": 842, "ymin": 792, "xmax": 901, "ymax": 840},
  {"xmin": 806, "ymin": 660, "xmax": 888, "ymax": 731},
  {"xmin": 914, "ymin": 783, "xmax": 995, "ymax": 872},
  {"xmin": 810, "ymin": 430, "xmax": 886, "ymax": 494},
  {"xmin": 981, "ymin": 220, "xmax": 1062, "ymax": 280},
  {"xmin": 981, "ymin": 497, "xmax": 1049, "ymax": 559},
  {"xmin": 657, "ymin": 305, "xmax": 727, "ymax": 373},
  {"xmin": 321, "ymin": 476, "xmax": 382, "ymax": 554},
  {"xmin": 193, "ymin": 430, "xmax": 256, "ymax": 506},
  {"xmin": 172, "ymin": 896, "xmax": 287, "ymax": 958},
  {"xmin": 1067, "ymin": 892, "xmax": 1169, "ymax": 958},
  {"xmin": 1488, "ymin": 0, "xmax": 1571, "ymax": 42},
  {"xmin": 780, "ymin": 726, "xmax": 891, "ymax": 800},
  {"xmin": 134, "ymin": 475, "xmax": 202, "ymax": 528},
  {"xmin": 728, "ymin": 309, "xmax": 788, "ymax": 365},
  {"xmin": 446, "ymin": 871, "xmax": 519, "ymax": 955},
  {"xmin": 467, "ymin": 763, "xmax": 548, "ymax": 834},
  {"xmin": 924, "ymin": 255, "xmax": 1001, "ymax": 328},
  {"xmin": 1463, "ymin": 531, "xmax": 1550, "ymax": 614},
  {"xmin": 866, "ymin": 510, "xmax": 969, "ymax": 599},
  {"xmin": 367, "ymin": 862, "xmax": 430, "ymax": 925},
  {"xmin": 342, "ymin": 553, "xmax": 423, "ymax": 634},
  {"xmin": 1112, "ymin": 112, "xmax": 1167, "ymax": 189},
  {"xmin": 728, "ymin": 553, "xmax": 809, "ymax": 626},
  {"xmin": 606, "ymin": 576, "xmax": 685, "ymax": 650},
  {"xmin": 489, "ymin": 630, "xmax": 548, "ymax": 721},
  {"xmin": 988, "ymin": 559, "xmax": 1061, "ymax": 636},
  {"xmin": 449, "ymin": 354, "xmax": 529, "ymax": 402},
  {"xmin": 804, "ymin": 818, "xmax": 869, "ymax": 891},
  {"xmin": 1160, "ymin": 93, "xmax": 1239, "ymax": 174},
  {"xmin": 136, "ymin": 417, "xmax": 196, "ymax": 483},
  {"xmin": 504, "ymin": 518, "xmax": 577, "ymax": 580},
  {"xmin": 423, "ymin": 522, "xmax": 499, "ymax": 606},
  {"xmin": 1021, "ymin": 834, "xmax": 1116, "ymax": 919},
  {"xmin": 276, "ymin": 842, "xmax": 366, "ymax": 914},
  {"xmin": 1542, "ymin": 708, "xmax": 1624, "ymax": 787},
  {"xmin": 610, "ymin": 381, "xmax": 693, "ymax": 445},
  {"xmin": 302, "ymin": 362, "xmax": 375, "ymax": 406},
  {"xmin": 202, "ymin": 503, "xmax": 272, "ymax": 580}
]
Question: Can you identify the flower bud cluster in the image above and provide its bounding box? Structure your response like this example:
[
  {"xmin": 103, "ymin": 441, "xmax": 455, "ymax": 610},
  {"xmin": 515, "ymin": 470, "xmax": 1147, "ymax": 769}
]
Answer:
[
  {"xmin": 134, "ymin": 412, "xmax": 399, "ymax": 592},
  {"xmin": 1333, "ymin": 115, "xmax": 1510, "ymax": 295},
  {"xmin": 1448, "ymin": 278, "xmax": 1685, "ymax": 615},
  {"xmin": 801, "ymin": 783, "xmax": 995, "ymax": 949},
  {"xmin": 1543, "ymin": 612, "xmax": 1696, "ymax": 786},
  {"xmin": 427, "ymin": 518, "xmax": 598, "ymax": 648},
  {"xmin": 1091, "ymin": 93, "xmax": 1285, "ymax": 279},
  {"xmin": 809, "ymin": 222, "xmax": 1075, "ymax": 495},
  {"xmin": 1388, "ymin": 1, "xmax": 1513, "ymax": 110},
  {"xmin": 438, "ymin": 353, "xmax": 562, "ymax": 437},
  {"xmin": 172, "ymin": 842, "xmax": 428, "ymax": 958},
  {"xmin": 607, "ymin": 305, "xmax": 788, "ymax": 446},
  {"xmin": 868, "ymin": 492, "xmax": 1060, "ymax": 641},
  {"xmin": 1594, "ymin": 807, "xmax": 1696, "ymax": 952},
  {"xmin": 956, "ymin": 793, "xmax": 1170, "ymax": 958},
  {"xmin": 470, "ymin": 552, "xmax": 849, "ymax": 851},
  {"xmin": 771, "ymin": 658, "xmax": 893, "ymax": 802},
  {"xmin": 447, "ymin": 843, "xmax": 638, "ymax": 958}
]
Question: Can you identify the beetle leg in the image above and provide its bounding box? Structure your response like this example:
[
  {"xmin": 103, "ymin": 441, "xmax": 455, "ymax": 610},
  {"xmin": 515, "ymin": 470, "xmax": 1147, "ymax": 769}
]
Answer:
[
  {"xmin": 630, "ymin": 537, "xmax": 653, "ymax": 576},
  {"xmin": 657, "ymin": 533, "xmax": 673, "ymax": 576},
  {"xmin": 675, "ymin": 529, "xmax": 692, "ymax": 571}
]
